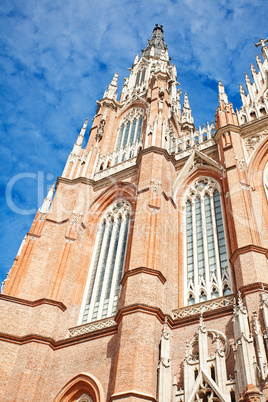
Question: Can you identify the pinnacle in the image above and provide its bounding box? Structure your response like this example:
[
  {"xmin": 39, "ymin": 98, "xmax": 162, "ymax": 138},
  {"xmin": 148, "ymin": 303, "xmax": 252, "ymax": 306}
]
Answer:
[{"xmin": 142, "ymin": 25, "xmax": 168, "ymax": 58}]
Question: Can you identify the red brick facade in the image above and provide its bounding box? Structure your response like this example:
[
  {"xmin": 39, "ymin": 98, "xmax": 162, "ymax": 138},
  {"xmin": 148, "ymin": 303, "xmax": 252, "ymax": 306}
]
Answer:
[{"xmin": 1, "ymin": 26, "xmax": 268, "ymax": 401}]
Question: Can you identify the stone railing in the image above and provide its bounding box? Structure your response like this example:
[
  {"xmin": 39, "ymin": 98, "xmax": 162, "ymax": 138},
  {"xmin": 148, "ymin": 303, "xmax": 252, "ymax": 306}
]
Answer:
[
  {"xmin": 168, "ymin": 122, "xmax": 216, "ymax": 160},
  {"xmin": 94, "ymin": 140, "xmax": 142, "ymax": 181},
  {"xmin": 96, "ymin": 140, "xmax": 143, "ymax": 172},
  {"xmin": 172, "ymin": 295, "xmax": 235, "ymax": 319},
  {"xmin": 68, "ymin": 317, "xmax": 117, "ymax": 337}
]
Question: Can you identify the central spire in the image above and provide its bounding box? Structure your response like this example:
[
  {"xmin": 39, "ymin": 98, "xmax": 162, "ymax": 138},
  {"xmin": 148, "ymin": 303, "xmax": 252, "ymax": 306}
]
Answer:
[{"xmin": 142, "ymin": 24, "xmax": 167, "ymax": 58}]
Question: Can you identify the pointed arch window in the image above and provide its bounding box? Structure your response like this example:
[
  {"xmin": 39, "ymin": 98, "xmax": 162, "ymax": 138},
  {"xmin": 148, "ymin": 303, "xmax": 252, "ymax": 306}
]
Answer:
[
  {"xmin": 80, "ymin": 200, "xmax": 131, "ymax": 324},
  {"xmin": 115, "ymin": 108, "xmax": 143, "ymax": 151},
  {"xmin": 184, "ymin": 178, "xmax": 232, "ymax": 305},
  {"xmin": 135, "ymin": 68, "xmax": 146, "ymax": 88}
]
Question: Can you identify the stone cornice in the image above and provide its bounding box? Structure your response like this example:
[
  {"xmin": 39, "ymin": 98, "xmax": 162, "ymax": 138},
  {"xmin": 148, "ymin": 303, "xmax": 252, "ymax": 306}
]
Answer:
[
  {"xmin": 238, "ymin": 282, "xmax": 268, "ymax": 297},
  {"xmin": 214, "ymin": 124, "xmax": 241, "ymax": 143},
  {"xmin": 0, "ymin": 299, "xmax": 237, "ymax": 347},
  {"xmin": 136, "ymin": 146, "xmax": 176, "ymax": 166},
  {"xmin": 97, "ymin": 98, "xmax": 118, "ymax": 111},
  {"xmin": 214, "ymin": 116, "xmax": 268, "ymax": 143},
  {"xmin": 240, "ymin": 115, "xmax": 268, "ymax": 138},
  {"xmin": 93, "ymin": 165, "xmax": 138, "ymax": 191},
  {"xmin": 0, "ymin": 325, "xmax": 118, "ymax": 350},
  {"xmin": 57, "ymin": 165, "xmax": 138, "ymax": 192},
  {"xmin": 0, "ymin": 294, "xmax": 67, "ymax": 311},
  {"xmin": 115, "ymin": 303, "xmax": 166, "ymax": 325},
  {"xmin": 121, "ymin": 266, "xmax": 167, "ymax": 286},
  {"xmin": 57, "ymin": 176, "xmax": 95, "ymax": 187},
  {"xmin": 230, "ymin": 244, "xmax": 268, "ymax": 265}
]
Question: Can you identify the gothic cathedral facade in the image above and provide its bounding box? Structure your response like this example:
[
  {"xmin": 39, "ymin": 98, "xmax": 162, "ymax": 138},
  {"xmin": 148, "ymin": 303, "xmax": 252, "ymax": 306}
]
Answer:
[{"xmin": 1, "ymin": 26, "xmax": 268, "ymax": 402}]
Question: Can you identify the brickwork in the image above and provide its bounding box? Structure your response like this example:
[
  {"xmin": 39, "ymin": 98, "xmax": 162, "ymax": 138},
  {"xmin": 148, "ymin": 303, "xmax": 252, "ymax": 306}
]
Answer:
[{"xmin": 1, "ymin": 27, "xmax": 268, "ymax": 401}]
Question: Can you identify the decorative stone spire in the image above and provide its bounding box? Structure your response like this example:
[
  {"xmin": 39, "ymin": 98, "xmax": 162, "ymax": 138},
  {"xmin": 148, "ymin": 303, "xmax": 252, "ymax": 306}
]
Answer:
[
  {"xmin": 250, "ymin": 63, "xmax": 257, "ymax": 76},
  {"xmin": 76, "ymin": 118, "xmax": 88, "ymax": 147},
  {"xmin": 133, "ymin": 53, "xmax": 139, "ymax": 65},
  {"xmin": 255, "ymin": 38, "xmax": 268, "ymax": 60},
  {"xmin": 39, "ymin": 182, "xmax": 55, "ymax": 214},
  {"xmin": 142, "ymin": 24, "xmax": 168, "ymax": 59},
  {"xmin": 218, "ymin": 81, "xmax": 228, "ymax": 104},
  {"xmin": 104, "ymin": 72, "xmax": 118, "ymax": 100},
  {"xmin": 181, "ymin": 91, "xmax": 194, "ymax": 124}
]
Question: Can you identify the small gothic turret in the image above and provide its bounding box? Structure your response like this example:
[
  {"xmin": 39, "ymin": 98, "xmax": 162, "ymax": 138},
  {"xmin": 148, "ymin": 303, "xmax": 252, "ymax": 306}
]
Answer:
[{"xmin": 215, "ymin": 81, "xmax": 238, "ymax": 128}]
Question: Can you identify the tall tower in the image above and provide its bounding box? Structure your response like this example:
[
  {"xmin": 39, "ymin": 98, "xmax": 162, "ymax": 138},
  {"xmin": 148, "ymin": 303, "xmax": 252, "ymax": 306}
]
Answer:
[{"xmin": 1, "ymin": 26, "xmax": 268, "ymax": 402}]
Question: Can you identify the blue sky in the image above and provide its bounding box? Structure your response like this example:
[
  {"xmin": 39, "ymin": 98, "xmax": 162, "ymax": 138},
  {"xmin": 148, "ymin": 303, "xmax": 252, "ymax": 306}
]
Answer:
[{"xmin": 0, "ymin": 0, "xmax": 267, "ymax": 286}]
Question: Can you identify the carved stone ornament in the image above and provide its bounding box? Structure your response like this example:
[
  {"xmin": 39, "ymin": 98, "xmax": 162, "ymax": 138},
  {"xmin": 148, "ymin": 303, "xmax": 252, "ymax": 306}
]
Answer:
[
  {"xmin": 95, "ymin": 117, "xmax": 106, "ymax": 142},
  {"xmin": 245, "ymin": 134, "xmax": 262, "ymax": 155},
  {"xmin": 237, "ymin": 158, "xmax": 246, "ymax": 171}
]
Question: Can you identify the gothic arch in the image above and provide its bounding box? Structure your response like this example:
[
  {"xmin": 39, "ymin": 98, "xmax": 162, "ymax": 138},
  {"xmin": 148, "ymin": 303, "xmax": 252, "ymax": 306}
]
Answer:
[
  {"xmin": 248, "ymin": 136, "xmax": 268, "ymax": 243},
  {"xmin": 71, "ymin": 182, "xmax": 137, "ymax": 307},
  {"xmin": 84, "ymin": 181, "xmax": 137, "ymax": 228},
  {"xmin": 117, "ymin": 99, "xmax": 147, "ymax": 120},
  {"xmin": 175, "ymin": 166, "xmax": 223, "ymax": 205},
  {"xmin": 54, "ymin": 373, "xmax": 104, "ymax": 402}
]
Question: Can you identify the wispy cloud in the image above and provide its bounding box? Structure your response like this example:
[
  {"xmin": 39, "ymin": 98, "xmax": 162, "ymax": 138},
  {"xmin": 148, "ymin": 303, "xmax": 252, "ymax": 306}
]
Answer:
[{"xmin": 0, "ymin": 0, "xmax": 267, "ymax": 284}]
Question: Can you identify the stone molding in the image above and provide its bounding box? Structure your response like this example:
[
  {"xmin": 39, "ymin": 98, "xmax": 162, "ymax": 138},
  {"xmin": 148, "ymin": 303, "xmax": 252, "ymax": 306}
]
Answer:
[
  {"xmin": 0, "ymin": 293, "xmax": 66, "ymax": 311},
  {"xmin": 121, "ymin": 266, "xmax": 167, "ymax": 286},
  {"xmin": 230, "ymin": 244, "xmax": 268, "ymax": 265}
]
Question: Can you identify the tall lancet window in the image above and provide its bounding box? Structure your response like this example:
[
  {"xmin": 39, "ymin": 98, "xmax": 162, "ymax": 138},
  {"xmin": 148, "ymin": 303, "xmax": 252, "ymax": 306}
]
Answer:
[
  {"xmin": 114, "ymin": 108, "xmax": 143, "ymax": 163},
  {"xmin": 80, "ymin": 200, "xmax": 131, "ymax": 324},
  {"xmin": 135, "ymin": 68, "xmax": 146, "ymax": 88},
  {"xmin": 183, "ymin": 178, "xmax": 232, "ymax": 306}
]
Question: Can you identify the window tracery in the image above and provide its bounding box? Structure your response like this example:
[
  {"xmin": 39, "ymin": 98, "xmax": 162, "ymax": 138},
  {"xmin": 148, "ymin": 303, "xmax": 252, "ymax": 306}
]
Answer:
[
  {"xmin": 183, "ymin": 178, "xmax": 232, "ymax": 305},
  {"xmin": 115, "ymin": 108, "xmax": 144, "ymax": 153},
  {"xmin": 80, "ymin": 200, "xmax": 131, "ymax": 324}
]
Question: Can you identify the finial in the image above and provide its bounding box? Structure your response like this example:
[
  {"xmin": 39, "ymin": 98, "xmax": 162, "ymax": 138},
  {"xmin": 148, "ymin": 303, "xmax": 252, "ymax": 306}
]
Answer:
[
  {"xmin": 103, "ymin": 72, "xmax": 118, "ymax": 100},
  {"xmin": 199, "ymin": 312, "xmax": 206, "ymax": 332},
  {"xmin": 75, "ymin": 118, "xmax": 88, "ymax": 146},
  {"xmin": 250, "ymin": 63, "xmax": 257, "ymax": 75},
  {"xmin": 245, "ymin": 73, "xmax": 251, "ymax": 84},
  {"xmin": 218, "ymin": 81, "xmax": 228, "ymax": 104},
  {"xmin": 255, "ymin": 38, "xmax": 268, "ymax": 60},
  {"xmin": 237, "ymin": 290, "xmax": 244, "ymax": 309},
  {"xmin": 134, "ymin": 53, "xmax": 139, "ymax": 64},
  {"xmin": 253, "ymin": 310, "xmax": 260, "ymax": 334},
  {"xmin": 256, "ymin": 54, "xmax": 262, "ymax": 64},
  {"xmin": 183, "ymin": 91, "xmax": 190, "ymax": 108},
  {"xmin": 239, "ymin": 83, "xmax": 245, "ymax": 95},
  {"xmin": 39, "ymin": 182, "xmax": 56, "ymax": 214}
]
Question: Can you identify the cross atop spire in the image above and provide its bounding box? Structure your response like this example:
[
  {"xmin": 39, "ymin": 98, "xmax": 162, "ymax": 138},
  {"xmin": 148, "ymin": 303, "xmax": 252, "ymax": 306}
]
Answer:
[
  {"xmin": 142, "ymin": 24, "xmax": 168, "ymax": 58},
  {"xmin": 255, "ymin": 38, "xmax": 268, "ymax": 60}
]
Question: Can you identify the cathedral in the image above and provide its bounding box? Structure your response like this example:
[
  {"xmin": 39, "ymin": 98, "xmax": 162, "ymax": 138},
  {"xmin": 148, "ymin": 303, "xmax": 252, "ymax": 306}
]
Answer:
[{"xmin": 1, "ymin": 25, "xmax": 268, "ymax": 402}]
